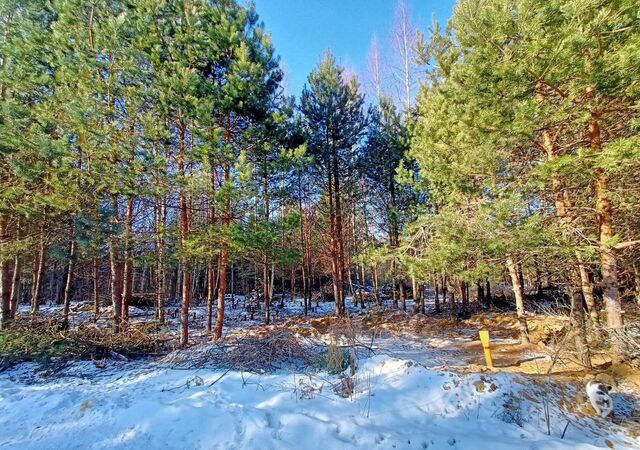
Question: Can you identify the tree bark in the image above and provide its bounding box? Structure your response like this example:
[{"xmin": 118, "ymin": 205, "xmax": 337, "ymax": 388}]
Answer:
[
  {"xmin": 360, "ymin": 264, "xmax": 367, "ymax": 309},
  {"xmin": 326, "ymin": 150, "xmax": 345, "ymax": 316},
  {"xmin": 109, "ymin": 196, "xmax": 123, "ymax": 331},
  {"xmin": 155, "ymin": 197, "xmax": 166, "ymax": 323},
  {"xmin": 206, "ymin": 257, "xmax": 218, "ymax": 334},
  {"xmin": 263, "ymin": 256, "xmax": 271, "ymax": 324},
  {"xmin": 62, "ymin": 239, "xmax": 76, "ymax": 329},
  {"xmin": 576, "ymin": 256, "xmax": 598, "ymax": 324},
  {"xmin": 299, "ymin": 189, "xmax": 308, "ymax": 315},
  {"xmin": 178, "ymin": 121, "xmax": 191, "ymax": 348},
  {"xmin": 373, "ymin": 266, "xmax": 380, "ymax": 306},
  {"xmin": 477, "ymin": 281, "xmax": 485, "ymax": 305},
  {"xmin": 441, "ymin": 275, "xmax": 448, "ymax": 312},
  {"xmin": 537, "ymin": 82, "xmax": 596, "ymax": 331},
  {"xmin": 0, "ymin": 218, "xmax": 10, "ymax": 328},
  {"xmin": 634, "ymin": 264, "xmax": 640, "ymax": 306},
  {"xmin": 31, "ymin": 236, "xmax": 46, "ymax": 319},
  {"xmin": 332, "ymin": 148, "xmax": 346, "ymax": 315},
  {"xmin": 590, "ymin": 116, "xmax": 623, "ymax": 351},
  {"xmin": 411, "ymin": 274, "xmax": 419, "ymax": 310},
  {"xmin": 92, "ymin": 258, "xmax": 100, "ymax": 319},
  {"xmin": 570, "ymin": 269, "xmax": 592, "ymax": 367},
  {"xmin": 485, "ymin": 279, "xmax": 492, "ymax": 306},
  {"xmin": 10, "ymin": 255, "xmax": 22, "ymax": 320},
  {"xmin": 506, "ymin": 255, "xmax": 530, "ymax": 344},
  {"xmin": 459, "ymin": 279, "xmax": 469, "ymax": 317},
  {"xmin": 122, "ymin": 198, "xmax": 134, "ymax": 324},
  {"xmin": 213, "ymin": 154, "xmax": 231, "ymax": 340}
]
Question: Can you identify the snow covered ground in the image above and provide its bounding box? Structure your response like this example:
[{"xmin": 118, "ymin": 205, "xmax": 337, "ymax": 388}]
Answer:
[
  {"xmin": 3, "ymin": 298, "xmax": 639, "ymax": 449},
  {"xmin": 1, "ymin": 353, "xmax": 638, "ymax": 450}
]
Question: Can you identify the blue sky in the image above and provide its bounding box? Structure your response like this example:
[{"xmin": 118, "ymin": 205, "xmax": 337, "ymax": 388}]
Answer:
[{"xmin": 251, "ymin": 0, "xmax": 457, "ymax": 98}]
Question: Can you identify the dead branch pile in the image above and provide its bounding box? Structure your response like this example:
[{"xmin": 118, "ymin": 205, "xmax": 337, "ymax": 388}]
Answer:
[
  {"xmin": 620, "ymin": 322, "xmax": 640, "ymax": 368},
  {"xmin": 4, "ymin": 316, "xmax": 163, "ymax": 363},
  {"xmin": 162, "ymin": 328, "xmax": 325, "ymax": 373},
  {"xmin": 67, "ymin": 323, "xmax": 162, "ymax": 357}
]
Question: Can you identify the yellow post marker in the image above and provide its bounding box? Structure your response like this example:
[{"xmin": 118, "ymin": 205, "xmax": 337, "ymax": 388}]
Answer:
[{"xmin": 479, "ymin": 329, "xmax": 493, "ymax": 368}]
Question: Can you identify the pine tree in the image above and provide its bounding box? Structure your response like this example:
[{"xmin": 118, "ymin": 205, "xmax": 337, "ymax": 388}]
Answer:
[{"xmin": 300, "ymin": 53, "xmax": 366, "ymax": 316}]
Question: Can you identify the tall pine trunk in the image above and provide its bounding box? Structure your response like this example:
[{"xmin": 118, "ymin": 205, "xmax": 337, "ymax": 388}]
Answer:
[
  {"xmin": 298, "ymin": 179, "xmax": 309, "ymax": 315},
  {"xmin": 10, "ymin": 255, "xmax": 22, "ymax": 320},
  {"xmin": 109, "ymin": 197, "xmax": 123, "ymax": 330},
  {"xmin": 576, "ymin": 257, "xmax": 598, "ymax": 324},
  {"xmin": 206, "ymin": 166, "xmax": 217, "ymax": 333},
  {"xmin": 570, "ymin": 269, "xmax": 591, "ymax": 367},
  {"xmin": 178, "ymin": 122, "xmax": 191, "ymax": 347},
  {"xmin": 92, "ymin": 258, "xmax": 100, "ymax": 319},
  {"xmin": 441, "ymin": 275, "xmax": 448, "ymax": 312},
  {"xmin": 206, "ymin": 257, "xmax": 218, "ymax": 334},
  {"xmin": 537, "ymin": 83, "xmax": 596, "ymax": 331},
  {"xmin": 0, "ymin": 218, "xmax": 10, "ymax": 328},
  {"xmin": 213, "ymin": 146, "xmax": 232, "ymax": 340},
  {"xmin": 122, "ymin": 198, "xmax": 134, "ymax": 324},
  {"xmin": 326, "ymin": 155, "xmax": 341, "ymax": 315},
  {"xmin": 155, "ymin": 198, "xmax": 166, "ymax": 323},
  {"xmin": 31, "ymin": 235, "xmax": 46, "ymax": 319},
  {"xmin": 62, "ymin": 239, "xmax": 76, "ymax": 329},
  {"xmin": 590, "ymin": 116, "xmax": 623, "ymax": 355},
  {"xmin": 334, "ymin": 177, "xmax": 346, "ymax": 315},
  {"xmin": 263, "ymin": 157, "xmax": 271, "ymax": 324}
]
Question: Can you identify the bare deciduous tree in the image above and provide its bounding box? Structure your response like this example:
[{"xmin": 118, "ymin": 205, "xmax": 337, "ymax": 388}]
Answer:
[{"xmin": 390, "ymin": 0, "xmax": 417, "ymax": 116}]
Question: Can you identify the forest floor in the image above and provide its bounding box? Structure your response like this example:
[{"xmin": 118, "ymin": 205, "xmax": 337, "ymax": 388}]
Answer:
[{"xmin": 1, "ymin": 297, "xmax": 639, "ymax": 450}]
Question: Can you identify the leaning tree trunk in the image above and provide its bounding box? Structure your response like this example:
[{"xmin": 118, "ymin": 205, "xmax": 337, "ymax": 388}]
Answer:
[{"xmin": 506, "ymin": 255, "xmax": 530, "ymax": 344}]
